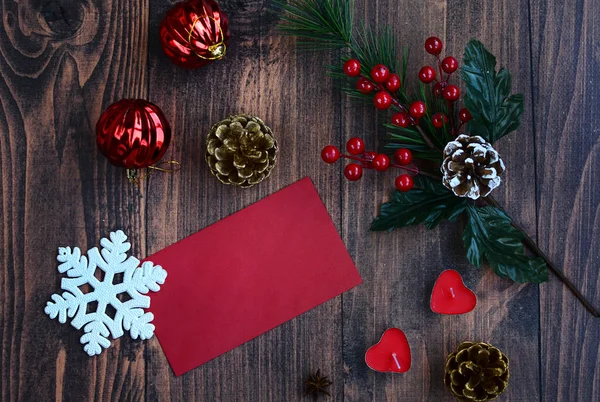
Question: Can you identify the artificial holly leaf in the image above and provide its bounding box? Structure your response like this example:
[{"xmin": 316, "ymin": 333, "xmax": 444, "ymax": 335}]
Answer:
[
  {"xmin": 462, "ymin": 205, "xmax": 549, "ymax": 283},
  {"xmin": 461, "ymin": 40, "xmax": 524, "ymax": 143},
  {"xmin": 371, "ymin": 176, "xmax": 469, "ymax": 231}
]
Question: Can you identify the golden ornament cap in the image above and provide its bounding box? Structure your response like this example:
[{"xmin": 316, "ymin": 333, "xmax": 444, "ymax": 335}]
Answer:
[{"xmin": 205, "ymin": 114, "xmax": 278, "ymax": 188}]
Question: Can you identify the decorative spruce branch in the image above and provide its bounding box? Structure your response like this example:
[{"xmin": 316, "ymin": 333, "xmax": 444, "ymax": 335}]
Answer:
[{"xmin": 277, "ymin": 0, "xmax": 598, "ymax": 316}]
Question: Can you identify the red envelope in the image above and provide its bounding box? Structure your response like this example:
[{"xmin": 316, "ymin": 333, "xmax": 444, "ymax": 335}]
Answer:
[{"xmin": 147, "ymin": 177, "xmax": 362, "ymax": 375}]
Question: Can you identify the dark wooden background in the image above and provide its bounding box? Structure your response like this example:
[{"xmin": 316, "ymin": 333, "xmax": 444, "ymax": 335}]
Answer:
[{"xmin": 1, "ymin": 0, "xmax": 599, "ymax": 401}]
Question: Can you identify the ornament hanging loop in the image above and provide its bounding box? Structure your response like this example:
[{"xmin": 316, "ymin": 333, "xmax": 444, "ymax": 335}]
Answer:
[
  {"xmin": 127, "ymin": 160, "xmax": 181, "ymax": 185},
  {"xmin": 188, "ymin": 15, "xmax": 227, "ymax": 60}
]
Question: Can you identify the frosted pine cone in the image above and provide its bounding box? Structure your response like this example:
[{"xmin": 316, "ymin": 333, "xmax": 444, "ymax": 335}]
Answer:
[
  {"xmin": 441, "ymin": 135, "xmax": 505, "ymax": 200},
  {"xmin": 205, "ymin": 114, "xmax": 278, "ymax": 188}
]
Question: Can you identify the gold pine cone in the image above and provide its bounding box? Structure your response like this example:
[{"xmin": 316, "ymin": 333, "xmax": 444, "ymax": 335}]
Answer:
[
  {"xmin": 444, "ymin": 342, "xmax": 510, "ymax": 402},
  {"xmin": 205, "ymin": 114, "xmax": 278, "ymax": 188}
]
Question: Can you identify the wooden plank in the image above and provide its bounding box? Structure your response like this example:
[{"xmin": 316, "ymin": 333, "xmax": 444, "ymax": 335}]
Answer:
[
  {"xmin": 144, "ymin": 1, "xmax": 344, "ymax": 400},
  {"xmin": 530, "ymin": 0, "xmax": 600, "ymax": 400},
  {"xmin": 0, "ymin": 1, "xmax": 149, "ymax": 401},
  {"xmin": 342, "ymin": 0, "xmax": 540, "ymax": 401}
]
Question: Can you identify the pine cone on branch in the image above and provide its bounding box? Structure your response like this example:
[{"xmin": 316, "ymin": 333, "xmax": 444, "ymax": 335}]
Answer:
[
  {"xmin": 441, "ymin": 135, "xmax": 505, "ymax": 200},
  {"xmin": 444, "ymin": 341, "xmax": 510, "ymax": 401}
]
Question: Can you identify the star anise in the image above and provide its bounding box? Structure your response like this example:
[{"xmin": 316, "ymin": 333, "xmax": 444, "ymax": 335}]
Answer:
[{"xmin": 305, "ymin": 369, "xmax": 333, "ymax": 400}]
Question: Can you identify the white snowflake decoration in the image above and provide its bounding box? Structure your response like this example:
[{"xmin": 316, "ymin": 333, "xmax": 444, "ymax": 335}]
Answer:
[{"xmin": 44, "ymin": 230, "xmax": 167, "ymax": 356}]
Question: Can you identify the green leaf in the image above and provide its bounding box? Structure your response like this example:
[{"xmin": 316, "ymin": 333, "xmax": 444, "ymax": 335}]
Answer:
[
  {"xmin": 371, "ymin": 176, "xmax": 469, "ymax": 231},
  {"xmin": 460, "ymin": 40, "xmax": 524, "ymax": 143},
  {"xmin": 462, "ymin": 205, "xmax": 549, "ymax": 283}
]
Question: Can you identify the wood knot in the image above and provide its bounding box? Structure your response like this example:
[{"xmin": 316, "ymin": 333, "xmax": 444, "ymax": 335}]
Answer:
[{"xmin": 40, "ymin": 1, "xmax": 85, "ymax": 38}]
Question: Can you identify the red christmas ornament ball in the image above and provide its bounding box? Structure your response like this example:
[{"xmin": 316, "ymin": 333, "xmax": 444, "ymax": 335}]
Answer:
[
  {"xmin": 432, "ymin": 112, "xmax": 448, "ymax": 128},
  {"xmin": 443, "ymin": 85, "xmax": 461, "ymax": 101},
  {"xmin": 96, "ymin": 99, "xmax": 171, "ymax": 169},
  {"xmin": 418, "ymin": 66, "xmax": 436, "ymax": 83},
  {"xmin": 374, "ymin": 91, "xmax": 393, "ymax": 110},
  {"xmin": 441, "ymin": 56, "xmax": 458, "ymax": 73},
  {"xmin": 392, "ymin": 113, "xmax": 411, "ymax": 128},
  {"xmin": 344, "ymin": 163, "xmax": 363, "ymax": 181},
  {"xmin": 409, "ymin": 101, "xmax": 427, "ymax": 119},
  {"xmin": 395, "ymin": 174, "xmax": 414, "ymax": 191},
  {"xmin": 344, "ymin": 59, "xmax": 362, "ymax": 77},
  {"xmin": 385, "ymin": 74, "xmax": 401, "ymax": 92},
  {"xmin": 394, "ymin": 148, "xmax": 412, "ymax": 166},
  {"xmin": 321, "ymin": 145, "xmax": 341, "ymax": 164},
  {"xmin": 346, "ymin": 137, "xmax": 365, "ymax": 155},
  {"xmin": 357, "ymin": 77, "xmax": 375, "ymax": 94},
  {"xmin": 160, "ymin": 0, "xmax": 230, "ymax": 69},
  {"xmin": 424, "ymin": 36, "xmax": 443, "ymax": 55},
  {"xmin": 373, "ymin": 154, "xmax": 390, "ymax": 171},
  {"xmin": 371, "ymin": 64, "xmax": 390, "ymax": 83}
]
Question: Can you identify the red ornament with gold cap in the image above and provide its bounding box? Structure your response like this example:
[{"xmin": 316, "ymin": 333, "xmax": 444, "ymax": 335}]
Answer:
[{"xmin": 159, "ymin": 0, "xmax": 230, "ymax": 69}]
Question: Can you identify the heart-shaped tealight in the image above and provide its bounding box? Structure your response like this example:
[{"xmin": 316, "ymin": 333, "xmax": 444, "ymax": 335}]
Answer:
[
  {"xmin": 430, "ymin": 269, "xmax": 477, "ymax": 315},
  {"xmin": 365, "ymin": 328, "xmax": 411, "ymax": 373}
]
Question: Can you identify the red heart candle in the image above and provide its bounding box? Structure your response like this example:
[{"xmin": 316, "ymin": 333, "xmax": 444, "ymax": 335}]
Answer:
[
  {"xmin": 430, "ymin": 269, "xmax": 477, "ymax": 314},
  {"xmin": 365, "ymin": 328, "xmax": 411, "ymax": 373}
]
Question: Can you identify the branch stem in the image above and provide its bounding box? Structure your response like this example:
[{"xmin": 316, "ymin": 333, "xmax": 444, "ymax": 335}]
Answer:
[{"xmin": 484, "ymin": 195, "xmax": 599, "ymax": 317}]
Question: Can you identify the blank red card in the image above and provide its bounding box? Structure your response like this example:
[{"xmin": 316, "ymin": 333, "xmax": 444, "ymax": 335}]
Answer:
[{"xmin": 147, "ymin": 177, "xmax": 362, "ymax": 375}]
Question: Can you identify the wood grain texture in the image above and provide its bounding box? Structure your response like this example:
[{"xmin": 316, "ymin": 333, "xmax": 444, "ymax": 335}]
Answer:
[
  {"xmin": 530, "ymin": 0, "xmax": 600, "ymax": 400},
  {"xmin": 0, "ymin": 0, "xmax": 598, "ymax": 401}
]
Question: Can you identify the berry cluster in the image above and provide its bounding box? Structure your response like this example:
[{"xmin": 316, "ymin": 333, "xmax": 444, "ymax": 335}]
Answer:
[
  {"xmin": 420, "ymin": 36, "xmax": 472, "ymax": 129},
  {"xmin": 321, "ymin": 138, "xmax": 416, "ymax": 192}
]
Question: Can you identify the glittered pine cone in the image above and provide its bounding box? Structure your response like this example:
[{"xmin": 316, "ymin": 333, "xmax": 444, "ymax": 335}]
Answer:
[
  {"xmin": 444, "ymin": 342, "xmax": 510, "ymax": 402},
  {"xmin": 441, "ymin": 135, "xmax": 505, "ymax": 200},
  {"xmin": 205, "ymin": 114, "xmax": 278, "ymax": 188}
]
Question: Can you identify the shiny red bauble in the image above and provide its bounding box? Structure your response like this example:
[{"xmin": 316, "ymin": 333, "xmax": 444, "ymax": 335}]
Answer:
[
  {"xmin": 344, "ymin": 59, "xmax": 361, "ymax": 77},
  {"xmin": 409, "ymin": 101, "xmax": 427, "ymax": 119},
  {"xmin": 385, "ymin": 74, "xmax": 401, "ymax": 92},
  {"xmin": 346, "ymin": 137, "xmax": 365, "ymax": 155},
  {"xmin": 160, "ymin": 0, "xmax": 230, "ymax": 69},
  {"xmin": 344, "ymin": 163, "xmax": 363, "ymax": 181},
  {"xmin": 459, "ymin": 107, "xmax": 473, "ymax": 123},
  {"xmin": 96, "ymin": 99, "xmax": 171, "ymax": 169},
  {"xmin": 443, "ymin": 85, "xmax": 460, "ymax": 101},
  {"xmin": 374, "ymin": 91, "xmax": 393, "ymax": 110},
  {"xmin": 321, "ymin": 145, "xmax": 341, "ymax": 164},
  {"xmin": 432, "ymin": 112, "xmax": 448, "ymax": 128},
  {"xmin": 373, "ymin": 154, "xmax": 390, "ymax": 171},
  {"xmin": 394, "ymin": 148, "xmax": 412, "ymax": 166},
  {"xmin": 371, "ymin": 64, "xmax": 390, "ymax": 84},
  {"xmin": 392, "ymin": 113, "xmax": 411, "ymax": 128},
  {"xmin": 364, "ymin": 151, "xmax": 377, "ymax": 163},
  {"xmin": 395, "ymin": 174, "xmax": 414, "ymax": 191},
  {"xmin": 441, "ymin": 56, "xmax": 458, "ymax": 73},
  {"xmin": 418, "ymin": 66, "xmax": 436, "ymax": 83},
  {"xmin": 424, "ymin": 36, "xmax": 443, "ymax": 55},
  {"xmin": 356, "ymin": 77, "xmax": 375, "ymax": 94}
]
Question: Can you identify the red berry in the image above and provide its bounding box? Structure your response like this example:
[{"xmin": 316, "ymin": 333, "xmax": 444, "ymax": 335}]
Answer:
[
  {"xmin": 409, "ymin": 101, "xmax": 426, "ymax": 119},
  {"xmin": 441, "ymin": 56, "xmax": 458, "ymax": 74},
  {"xmin": 459, "ymin": 107, "xmax": 472, "ymax": 123},
  {"xmin": 418, "ymin": 66, "xmax": 436, "ymax": 83},
  {"xmin": 373, "ymin": 154, "xmax": 390, "ymax": 171},
  {"xmin": 424, "ymin": 36, "xmax": 443, "ymax": 55},
  {"xmin": 395, "ymin": 174, "xmax": 414, "ymax": 191},
  {"xmin": 392, "ymin": 113, "xmax": 411, "ymax": 128},
  {"xmin": 356, "ymin": 77, "xmax": 374, "ymax": 94},
  {"xmin": 433, "ymin": 82, "xmax": 444, "ymax": 97},
  {"xmin": 344, "ymin": 163, "xmax": 363, "ymax": 181},
  {"xmin": 432, "ymin": 112, "xmax": 448, "ymax": 128},
  {"xmin": 321, "ymin": 145, "xmax": 340, "ymax": 164},
  {"xmin": 443, "ymin": 85, "xmax": 460, "ymax": 101},
  {"xmin": 344, "ymin": 59, "xmax": 361, "ymax": 77},
  {"xmin": 374, "ymin": 91, "xmax": 392, "ymax": 110},
  {"xmin": 371, "ymin": 64, "xmax": 390, "ymax": 84},
  {"xmin": 346, "ymin": 137, "xmax": 365, "ymax": 155},
  {"xmin": 363, "ymin": 151, "xmax": 377, "ymax": 161},
  {"xmin": 385, "ymin": 74, "xmax": 401, "ymax": 92},
  {"xmin": 394, "ymin": 148, "xmax": 413, "ymax": 166}
]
